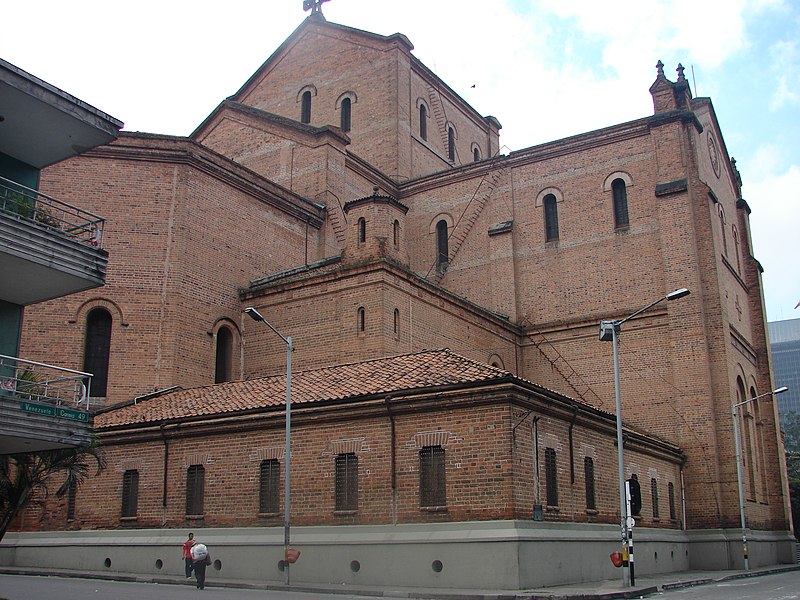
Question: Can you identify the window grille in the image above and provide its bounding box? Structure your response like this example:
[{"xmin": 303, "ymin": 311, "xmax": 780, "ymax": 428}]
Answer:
[
  {"xmin": 259, "ymin": 459, "xmax": 280, "ymax": 514},
  {"xmin": 584, "ymin": 457, "xmax": 596, "ymax": 509},
  {"xmin": 186, "ymin": 464, "xmax": 205, "ymax": 516},
  {"xmin": 668, "ymin": 482, "xmax": 676, "ymax": 521},
  {"xmin": 545, "ymin": 448, "xmax": 558, "ymax": 506},
  {"xmin": 66, "ymin": 478, "xmax": 77, "ymax": 521},
  {"xmin": 121, "ymin": 469, "xmax": 139, "ymax": 518},
  {"xmin": 335, "ymin": 453, "xmax": 358, "ymax": 511},
  {"xmin": 651, "ymin": 478, "xmax": 659, "ymax": 519},
  {"xmin": 419, "ymin": 445, "xmax": 446, "ymax": 507}
]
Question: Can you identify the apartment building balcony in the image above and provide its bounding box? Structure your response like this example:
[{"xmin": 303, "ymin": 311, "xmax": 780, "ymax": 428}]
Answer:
[
  {"xmin": 0, "ymin": 354, "xmax": 93, "ymax": 454},
  {"xmin": 0, "ymin": 176, "xmax": 108, "ymax": 305}
]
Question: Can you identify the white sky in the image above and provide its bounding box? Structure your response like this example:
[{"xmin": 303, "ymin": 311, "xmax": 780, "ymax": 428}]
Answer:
[{"xmin": 3, "ymin": 0, "xmax": 798, "ymax": 322}]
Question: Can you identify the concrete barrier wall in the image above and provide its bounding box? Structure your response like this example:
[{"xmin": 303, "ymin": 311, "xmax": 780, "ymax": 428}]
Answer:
[{"xmin": 0, "ymin": 522, "xmax": 794, "ymax": 589}]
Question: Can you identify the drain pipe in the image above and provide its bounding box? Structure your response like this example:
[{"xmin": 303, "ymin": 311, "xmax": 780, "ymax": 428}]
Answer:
[{"xmin": 385, "ymin": 396, "xmax": 397, "ymax": 524}]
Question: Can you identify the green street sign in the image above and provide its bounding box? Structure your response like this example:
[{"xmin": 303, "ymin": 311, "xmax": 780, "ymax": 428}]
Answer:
[
  {"xmin": 20, "ymin": 401, "xmax": 88, "ymax": 422},
  {"xmin": 56, "ymin": 407, "xmax": 89, "ymax": 422},
  {"xmin": 20, "ymin": 402, "xmax": 56, "ymax": 417}
]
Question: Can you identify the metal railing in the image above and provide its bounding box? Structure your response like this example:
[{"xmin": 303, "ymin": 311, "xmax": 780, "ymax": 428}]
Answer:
[
  {"xmin": 0, "ymin": 354, "xmax": 93, "ymax": 410},
  {"xmin": 0, "ymin": 175, "xmax": 105, "ymax": 248}
]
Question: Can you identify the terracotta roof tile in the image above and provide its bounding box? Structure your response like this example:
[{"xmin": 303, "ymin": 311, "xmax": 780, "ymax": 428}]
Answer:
[{"xmin": 95, "ymin": 349, "xmax": 511, "ymax": 429}]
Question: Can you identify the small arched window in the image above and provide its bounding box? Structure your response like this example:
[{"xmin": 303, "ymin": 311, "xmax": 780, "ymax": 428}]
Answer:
[
  {"xmin": 436, "ymin": 219, "xmax": 449, "ymax": 270},
  {"xmin": 301, "ymin": 90, "xmax": 312, "ymax": 124},
  {"xmin": 393, "ymin": 219, "xmax": 400, "ymax": 247},
  {"xmin": 718, "ymin": 205, "xmax": 728, "ymax": 255},
  {"xmin": 473, "ymin": 146, "xmax": 481, "ymax": 162},
  {"xmin": 393, "ymin": 308, "xmax": 400, "ymax": 336},
  {"xmin": 419, "ymin": 104, "xmax": 427, "ymax": 141},
  {"xmin": 612, "ymin": 178, "xmax": 629, "ymax": 229},
  {"xmin": 544, "ymin": 193, "xmax": 559, "ymax": 242},
  {"xmin": 215, "ymin": 325, "xmax": 233, "ymax": 383},
  {"xmin": 357, "ymin": 307, "xmax": 365, "ymax": 333},
  {"xmin": 732, "ymin": 225, "xmax": 741, "ymax": 272},
  {"xmin": 83, "ymin": 307, "xmax": 112, "ymax": 397},
  {"xmin": 447, "ymin": 127, "xmax": 456, "ymax": 161},
  {"xmin": 358, "ymin": 217, "xmax": 366, "ymax": 244},
  {"xmin": 340, "ymin": 97, "xmax": 351, "ymax": 132}
]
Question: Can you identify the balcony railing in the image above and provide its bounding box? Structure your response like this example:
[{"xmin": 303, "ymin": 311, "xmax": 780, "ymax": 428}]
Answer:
[
  {"xmin": 0, "ymin": 354, "xmax": 92, "ymax": 411},
  {"xmin": 0, "ymin": 175, "xmax": 104, "ymax": 248}
]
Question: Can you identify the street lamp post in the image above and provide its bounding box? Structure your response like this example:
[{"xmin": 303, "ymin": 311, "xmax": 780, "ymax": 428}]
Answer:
[
  {"xmin": 731, "ymin": 385, "xmax": 788, "ymax": 571},
  {"xmin": 599, "ymin": 288, "xmax": 690, "ymax": 587},
  {"xmin": 244, "ymin": 307, "xmax": 294, "ymax": 586}
]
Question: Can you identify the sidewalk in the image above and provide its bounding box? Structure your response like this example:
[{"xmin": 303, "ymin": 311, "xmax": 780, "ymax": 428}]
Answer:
[{"xmin": 1, "ymin": 563, "xmax": 799, "ymax": 599}]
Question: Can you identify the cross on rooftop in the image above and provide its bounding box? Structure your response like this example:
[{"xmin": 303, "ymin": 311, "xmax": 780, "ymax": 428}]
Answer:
[{"xmin": 303, "ymin": 0, "xmax": 330, "ymax": 14}]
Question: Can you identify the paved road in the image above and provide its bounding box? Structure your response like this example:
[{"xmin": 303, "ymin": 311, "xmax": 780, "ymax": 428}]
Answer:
[
  {"xmin": 656, "ymin": 569, "xmax": 800, "ymax": 600},
  {"xmin": 0, "ymin": 574, "xmax": 371, "ymax": 600}
]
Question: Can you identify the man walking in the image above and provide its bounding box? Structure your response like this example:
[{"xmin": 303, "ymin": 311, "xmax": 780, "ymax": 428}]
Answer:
[{"xmin": 182, "ymin": 532, "xmax": 194, "ymax": 579}]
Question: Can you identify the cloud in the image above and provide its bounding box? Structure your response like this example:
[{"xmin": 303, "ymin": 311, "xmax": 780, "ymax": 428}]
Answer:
[
  {"xmin": 746, "ymin": 163, "xmax": 800, "ymax": 320},
  {"xmin": 768, "ymin": 40, "xmax": 800, "ymax": 110}
]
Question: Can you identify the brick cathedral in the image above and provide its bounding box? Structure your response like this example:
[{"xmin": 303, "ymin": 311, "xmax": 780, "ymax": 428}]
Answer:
[{"xmin": 4, "ymin": 10, "xmax": 793, "ymax": 590}]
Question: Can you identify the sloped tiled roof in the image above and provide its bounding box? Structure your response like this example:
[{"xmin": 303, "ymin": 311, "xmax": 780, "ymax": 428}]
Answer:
[{"xmin": 95, "ymin": 349, "xmax": 512, "ymax": 429}]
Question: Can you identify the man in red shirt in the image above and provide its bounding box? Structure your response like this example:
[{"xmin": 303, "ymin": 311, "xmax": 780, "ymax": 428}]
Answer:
[{"xmin": 182, "ymin": 533, "xmax": 194, "ymax": 579}]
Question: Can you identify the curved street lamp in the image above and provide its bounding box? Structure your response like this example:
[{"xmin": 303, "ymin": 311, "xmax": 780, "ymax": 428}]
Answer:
[
  {"xmin": 732, "ymin": 385, "xmax": 788, "ymax": 571},
  {"xmin": 599, "ymin": 287, "xmax": 690, "ymax": 587},
  {"xmin": 244, "ymin": 307, "xmax": 294, "ymax": 585}
]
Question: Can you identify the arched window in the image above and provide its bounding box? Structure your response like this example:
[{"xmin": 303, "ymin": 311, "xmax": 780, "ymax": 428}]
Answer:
[
  {"xmin": 83, "ymin": 307, "xmax": 112, "ymax": 397},
  {"xmin": 393, "ymin": 308, "xmax": 400, "ymax": 336},
  {"xmin": 544, "ymin": 193, "xmax": 559, "ymax": 242},
  {"xmin": 419, "ymin": 104, "xmax": 427, "ymax": 141},
  {"xmin": 447, "ymin": 127, "xmax": 456, "ymax": 161},
  {"xmin": 473, "ymin": 146, "xmax": 481, "ymax": 162},
  {"xmin": 718, "ymin": 205, "xmax": 728, "ymax": 255},
  {"xmin": 737, "ymin": 377, "xmax": 757, "ymax": 499},
  {"xmin": 340, "ymin": 97, "xmax": 351, "ymax": 132},
  {"xmin": 732, "ymin": 225, "xmax": 741, "ymax": 272},
  {"xmin": 393, "ymin": 219, "xmax": 400, "ymax": 247},
  {"xmin": 357, "ymin": 307, "xmax": 365, "ymax": 333},
  {"xmin": 215, "ymin": 326, "xmax": 233, "ymax": 384},
  {"xmin": 436, "ymin": 219, "xmax": 449, "ymax": 270},
  {"xmin": 612, "ymin": 178, "xmax": 629, "ymax": 229},
  {"xmin": 301, "ymin": 90, "xmax": 312, "ymax": 124},
  {"xmin": 584, "ymin": 457, "xmax": 596, "ymax": 510},
  {"xmin": 358, "ymin": 217, "xmax": 366, "ymax": 244}
]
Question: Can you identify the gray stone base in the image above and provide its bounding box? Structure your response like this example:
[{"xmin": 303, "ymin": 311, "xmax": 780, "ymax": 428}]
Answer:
[{"xmin": 0, "ymin": 521, "xmax": 795, "ymax": 590}]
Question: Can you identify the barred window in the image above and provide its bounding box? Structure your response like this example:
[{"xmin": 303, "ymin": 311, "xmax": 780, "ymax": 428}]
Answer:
[
  {"xmin": 584, "ymin": 457, "xmax": 596, "ymax": 510},
  {"xmin": 545, "ymin": 448, "xmax": 558, "ymax": 506},
  {"xmin": 121, "ymin": 469, "xmax": 139, "ymax": 518},
  {"xmin": 259, "ymin": 459, "xmax": 280, "ymax": 514},
  {"xmin": 419, "ymin": 445, "xmax": 446, "ymax": 507},
  {"xmin": 651, "ymin": 478, "xmax": 659, "ymax": 519},
  {"xmin": 668, "ymin": 482, "xmax": 676, "ymax": 521},
  {"xmin": 186, "ymin": 465, "xmax": 205, "ymax": 516},
  {"xmin": 335, "ymin": 453, "xmax": 358, "ymax": 511}
]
